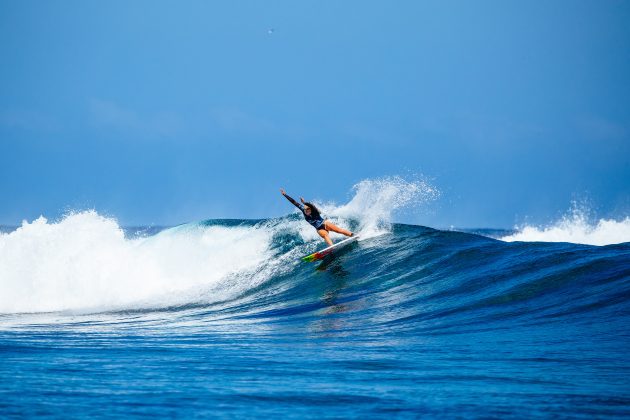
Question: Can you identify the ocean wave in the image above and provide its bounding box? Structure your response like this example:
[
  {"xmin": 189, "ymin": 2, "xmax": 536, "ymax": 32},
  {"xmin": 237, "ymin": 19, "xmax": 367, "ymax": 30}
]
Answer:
[
  {"xmin": 0, "ymin": 178, "xmax": 437, "ymax": 314},
  {"xmin": 2, "ymin": 179, "xmax": 627, "ymax": 323}
]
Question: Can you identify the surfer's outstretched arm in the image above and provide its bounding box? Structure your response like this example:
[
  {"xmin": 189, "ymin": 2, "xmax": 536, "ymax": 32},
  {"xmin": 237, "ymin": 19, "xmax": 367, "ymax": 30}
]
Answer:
[{"xmin": 280, "ymin": 189, "xmax": 302, "ymax": 209}]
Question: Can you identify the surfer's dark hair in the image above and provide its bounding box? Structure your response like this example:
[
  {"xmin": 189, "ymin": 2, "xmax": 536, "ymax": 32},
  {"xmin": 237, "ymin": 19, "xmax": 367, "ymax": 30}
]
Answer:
[{"xmin": 304, "ymin": 202, "xmax": 321, "ymax": 219}]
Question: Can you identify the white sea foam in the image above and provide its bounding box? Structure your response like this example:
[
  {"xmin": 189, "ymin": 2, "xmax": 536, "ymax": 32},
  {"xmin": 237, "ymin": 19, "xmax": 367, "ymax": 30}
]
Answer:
[
  {"xmin": 0, "ymin": 211, "xmax": 275, "ymax": 313},
  {"xmin": 500, "ymin": 208, "xmax": 630, "ymax": 246},
  {"xmin": 0, "ymin": 178, "xmax": 437, "ymax": 314}
]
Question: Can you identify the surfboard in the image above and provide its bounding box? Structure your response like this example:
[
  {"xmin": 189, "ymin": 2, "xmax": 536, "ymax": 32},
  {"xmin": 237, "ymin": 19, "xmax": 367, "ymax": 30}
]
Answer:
[{"xmin": 302, "ymin": 236, "xmax": 359, "ymax": 262}]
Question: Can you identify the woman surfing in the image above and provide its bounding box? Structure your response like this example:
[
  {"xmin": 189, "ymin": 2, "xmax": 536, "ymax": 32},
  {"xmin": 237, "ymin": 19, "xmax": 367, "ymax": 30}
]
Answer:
[{"xmin": 280, "ymin": 189, "xmax": 354, "ymax": 246}]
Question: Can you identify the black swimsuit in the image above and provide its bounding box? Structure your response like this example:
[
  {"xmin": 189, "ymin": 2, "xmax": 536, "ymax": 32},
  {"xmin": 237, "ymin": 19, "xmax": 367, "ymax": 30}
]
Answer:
[
  {"xmin": 298, "ymin": 203, "xmax": 326, "ymax": 230},
  {"xmin": 283, "ymin": 194, "xmax": 326, "ymax": 230}
]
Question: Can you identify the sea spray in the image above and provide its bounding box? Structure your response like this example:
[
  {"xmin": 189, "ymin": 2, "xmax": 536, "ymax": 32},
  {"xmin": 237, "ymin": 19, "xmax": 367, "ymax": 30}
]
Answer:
[{"xmin": 328, "ymin": 176, "xmax": 439, "ymax": 237}]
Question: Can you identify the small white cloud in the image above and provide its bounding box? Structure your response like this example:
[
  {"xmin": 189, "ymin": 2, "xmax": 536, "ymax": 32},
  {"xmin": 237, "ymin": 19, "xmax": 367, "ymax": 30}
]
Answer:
[
  {"xmin": 209, "ymin": 106, "xmax": 275, "ymax": 134},
  {"xmin": 88, "ymin": 99, "xmax": 183, "ymax": 138},
  {"xmin": 89, "ymin": 99, "xmax": 139, "ymax": 129},
  {"xmin": 578, "ymin": 116, "xmax": 627, "ymax": 141},
  {"xmin": 0, "ymin": 109, "xmax": 59, "ymax": 131}
]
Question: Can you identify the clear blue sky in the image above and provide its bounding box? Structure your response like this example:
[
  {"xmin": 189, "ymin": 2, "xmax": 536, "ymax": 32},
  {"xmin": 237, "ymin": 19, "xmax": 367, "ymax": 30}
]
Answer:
[{"xmin": 1, "ymin": 0, "xmax": 628, "ymax": 227}]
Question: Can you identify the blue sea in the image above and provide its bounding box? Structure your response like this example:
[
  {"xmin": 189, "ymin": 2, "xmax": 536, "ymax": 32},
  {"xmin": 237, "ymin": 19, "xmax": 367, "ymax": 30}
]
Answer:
[{"xmin": 1, "ymin": 182, "xmax": 629, "ymax": 418}]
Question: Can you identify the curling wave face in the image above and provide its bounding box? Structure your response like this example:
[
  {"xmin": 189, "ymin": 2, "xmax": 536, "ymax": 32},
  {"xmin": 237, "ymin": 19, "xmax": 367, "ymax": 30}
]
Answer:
[
  {"xmin": 0, "ymin": 177, "xmax": 437, "ymax": 314},
  {"xmin": 2, "ymin": 212, "xmax": 628, "ymax": 337}
]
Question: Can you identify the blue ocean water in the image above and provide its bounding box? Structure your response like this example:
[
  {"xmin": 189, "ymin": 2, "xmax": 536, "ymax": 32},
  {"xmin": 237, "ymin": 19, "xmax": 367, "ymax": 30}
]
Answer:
[{"xmin": 1, "ymin": 185, "xmax": 629, "ymax": 417}]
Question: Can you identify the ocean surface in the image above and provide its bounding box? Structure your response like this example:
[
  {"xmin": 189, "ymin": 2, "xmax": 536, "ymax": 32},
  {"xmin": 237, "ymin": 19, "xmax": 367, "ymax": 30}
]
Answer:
[{"xmin": 1, "ymin": 181, "xmax": 629, "ymax": 418}]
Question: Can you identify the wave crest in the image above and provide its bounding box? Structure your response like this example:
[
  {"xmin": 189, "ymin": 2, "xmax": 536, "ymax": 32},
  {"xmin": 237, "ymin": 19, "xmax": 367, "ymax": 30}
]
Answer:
[{"xmin": 501, "ymin": 207, "xmax": 630, "ymax": 246}]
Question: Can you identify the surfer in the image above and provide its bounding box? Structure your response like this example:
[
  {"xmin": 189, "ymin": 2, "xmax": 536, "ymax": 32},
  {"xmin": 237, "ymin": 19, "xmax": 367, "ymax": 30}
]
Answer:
[{"xmin": 280, "ymin": 189, "xmax": 353, "ymax": 246}]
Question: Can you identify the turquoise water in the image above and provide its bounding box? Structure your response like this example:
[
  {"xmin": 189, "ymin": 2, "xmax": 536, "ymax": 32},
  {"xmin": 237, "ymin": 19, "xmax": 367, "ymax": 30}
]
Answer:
[{"xmin": 1, "ymin": 216, "xmax": 629, "ymax": 418}]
